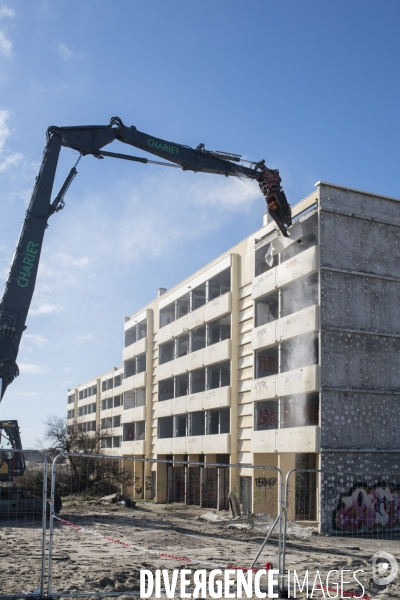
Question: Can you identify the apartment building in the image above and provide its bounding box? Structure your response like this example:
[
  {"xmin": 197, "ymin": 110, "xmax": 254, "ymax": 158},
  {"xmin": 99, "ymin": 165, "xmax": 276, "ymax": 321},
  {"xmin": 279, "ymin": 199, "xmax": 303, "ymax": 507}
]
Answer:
[{"xmin": 67, "ymin": 182, "xmax": 400, "ymax": 520}]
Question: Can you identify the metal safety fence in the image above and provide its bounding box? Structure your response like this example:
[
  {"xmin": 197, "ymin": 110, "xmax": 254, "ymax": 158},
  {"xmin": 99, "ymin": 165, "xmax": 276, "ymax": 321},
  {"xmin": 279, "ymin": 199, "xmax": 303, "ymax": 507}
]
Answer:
[
  {"xmin": 0, "ymin": 449, "xmax": 48, "ymax": 598},
  {"xmin": 45, "ymin": 454, "xmax": 284, "ymax": 598},
  {"xmin": 2, "ymin": 456, "xmax": 399, "ymax": 598}
]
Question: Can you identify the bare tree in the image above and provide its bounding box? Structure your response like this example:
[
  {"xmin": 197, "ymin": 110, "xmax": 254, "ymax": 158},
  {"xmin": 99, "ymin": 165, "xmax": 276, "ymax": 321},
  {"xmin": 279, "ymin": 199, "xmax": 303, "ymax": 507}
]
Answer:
[{"xmin": 39, "ymin": 415, "xmax": 134, "ymax": 497}]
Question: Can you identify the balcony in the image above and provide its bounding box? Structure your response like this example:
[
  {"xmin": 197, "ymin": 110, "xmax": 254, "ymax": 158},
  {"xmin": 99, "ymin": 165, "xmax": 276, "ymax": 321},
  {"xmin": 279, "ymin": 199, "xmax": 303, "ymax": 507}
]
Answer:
[
  {"xmin": 251, "ymin": 365, "xmax": 320, "ymax": 401},
  {"xmin": 121, "ymin": 371, "xmax": 147, "ymax": 393},
  {"xmin": 122, "ymin": 337, "xmax": 147, "ymax": 362},
  {"xmin": 157, "ymin": 292, "xmax": 232, "ymax": 345},
  {"xmin": 252, "ymin": 245, "xmax": 319, "ymax": 301},
  {"xmin": 154, "ymin": 433, "xmax": 230, "ymax": 455},
  {"xmin": 122, "ymin": 405, "xmax": 146, "ymax": 423},
  {"xmin": 252, "ymin": 305, "xmax": 319, "ymax": 351},
  {"xmin": 121, "ymin": 439, "xmax": 146, "ymax": 455},
  {"xmin": 154, "ymin": 386, "xmax": 231, "ymax": 418},
  {"xmin": 156, "ymin": 339, "xmax": 231, "ymax": 382},
  {"xmin": 250, "ymin": 426, "xmax": 320, "ymax": 453}
]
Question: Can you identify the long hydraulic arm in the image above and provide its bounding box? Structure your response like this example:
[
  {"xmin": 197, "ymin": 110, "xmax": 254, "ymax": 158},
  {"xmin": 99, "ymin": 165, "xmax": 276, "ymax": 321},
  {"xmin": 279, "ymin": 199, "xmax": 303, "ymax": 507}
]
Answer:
[{"xmin": 0, "ymin": 117, "xmax": 291, "ymax": 400}]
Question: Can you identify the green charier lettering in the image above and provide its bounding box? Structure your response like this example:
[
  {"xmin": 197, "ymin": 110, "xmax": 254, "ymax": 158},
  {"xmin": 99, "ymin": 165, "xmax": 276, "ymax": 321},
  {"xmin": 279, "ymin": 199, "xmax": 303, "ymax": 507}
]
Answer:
[
  {"xmin": 17, "ymin": 241, "xmax": 39, "ymax": 288},
  {"xmin": 147, "ymin": 138, "xmax": 179, "ymax": 156}
]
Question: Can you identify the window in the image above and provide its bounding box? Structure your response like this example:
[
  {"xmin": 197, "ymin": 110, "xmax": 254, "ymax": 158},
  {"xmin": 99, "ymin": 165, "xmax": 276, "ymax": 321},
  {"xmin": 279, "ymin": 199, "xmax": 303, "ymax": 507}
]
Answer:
[
  {"xmin": 160, "ymin": 302, "xmax": 175, "ymax": 328},
  {"xmin": 101, "ymin": 417, "xmax": 112, "ymax": 429},
  {"xmin": 177, "ymin": 334, "xmax": 189, "ymax": 357},
  {"xmin": 67, "ymin": 394, "xmax": 74, "ymax": 404},
  {"xmin": 112, "ymin": 436, "xmax": 121, "ymax": 448},
  {"xmin": 255, "ymin": 400, "xmax": 279, "ymax": 430},
  {"xmin": 78, "ymin": 403, "xmax": 96, "ymax": 416},
  {"xmin": 189, "ymin": 411, "xmax": 205, "ymax": 436},
  {"xmin": 125, "ymin": 325, "xmax": 136, "ymax": 347},
  {"xmin": 208, "ymin": 268, "xmax": 230, "ymax": 300},
  {"xmin": 191, "ymin": 326, "xmax": 206, "ymax": 351},
  {"xmin": 124, "ymin": 388, "xmax": 146, "ymax": 409},
  {"xmin": 101, "ymin": 437, "xmax": 112, "ymax": 449},
  {"xmin": 124, "ymin": 359, "xmax": 135, "ymax": 378},
  {"xmin": 113, "ymin": 416, "xmax": 121, "ymax": 428},
  {"xmin": 123, "ymin": 420, "xmax": 145, "ymax": 441},
  {"xmin": 280, "ymin": 333, "xmax": 318, "ymax": 373},
  {"xmin": 208, "ymin": 316, "xmax": 230, "ymax": 345},
  {"xmin": 176, "ymin": 293, "xmax": 190, "ymax": 319},
  {"xmin": 207, "ymin": 408, "xmax": 230, "ymax": 434},
  {"xmin": 67, "ymin": 409, "xmax": 75, "ymax": 419},
  {"xmin": 159, "ymin": 378, "xmax": 174, "ymax": 401},
  {"xmin": 281, "ymin": 272, "xmax": 318, "ymax": 318},
  {"xmin": 101, "ymin": 381, "xmax": 107, "ymax": 392},
  {"xmin": 136, "ymin": 388, "xmax": 146, "ymax": 407},
  {"xmin": 113, "ymin": 395, "xmax": 122, "ymax": 407},
  {"xmin": 79, "ymin": 420, "xmax": 96, "ymax": 433},
  {"xmin": 175, "ymin": 374, "xmax": 188, "ymax": 397},
  {"xmin": 137, "ymin": 319, "xmax": 147, "ymax": 340},
  {"xmin": 101, "ymin": 399, "xmax": 107, "ymax": 410},
  {"xmin": 191, "ymin": 369, "xmax": 205, "ymax": 394},
  {"xmin": 159, "ymin": 340, "xmax": 174, "ymax": 364},
  {"xmin": 158, "ymin": 416, "xmax": 173, "ymax": 438},
  {"xmin": 192, "ymin": 283, "xmax": 206, "ymax": 310},
  {"xmin": 255, "ymin": 242, "xmax": 278, "ymax": 277},
  {"xmin": 255, "ymin": 291, "xmax": 279, "ymax": 327},
  {"xmin": 107, "ymin": 379, "xmax": 113, "ymax": 390},
  {"xmin": 135, "ymin": 421, "xmax": 145, "ymax": 440},
  {"xmin": 123, "ymin": 422, "xmax": 135, "ymax": 441},
  {"xmin": 114, "ymin": 374, "xmax": 122, "ymax": 387},
  {"xmin": 282, "ymin": 393, "xmax": 319, "ymax": 428},
  {"xmin": 208, "ymin": 361, "xmax": 230, "ymax": 389},
  {"xmin": 136, "ymin": 353, "xmax": 146, "ymax": 374},
  {"xmin": 174, "ymin": 414, "xmax": 187, "ymax": 437},
  {"xmin": 255, "ymin": 347, "xmax": 279, "ymax": 378}
]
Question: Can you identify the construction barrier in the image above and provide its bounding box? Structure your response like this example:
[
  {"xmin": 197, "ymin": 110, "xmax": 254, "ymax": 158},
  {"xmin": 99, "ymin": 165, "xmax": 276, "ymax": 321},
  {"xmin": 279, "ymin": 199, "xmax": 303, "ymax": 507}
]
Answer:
[
  {"xmin": 46, "ymin": 453, "xmax": 284, "ymax": 597},
  {"xmin": 2, "ymin": 453, "xmax": 399, "ymax": 599},
  {"xmin": 0, "ymin": 449, "xmax": 48, "ymax": 599}
]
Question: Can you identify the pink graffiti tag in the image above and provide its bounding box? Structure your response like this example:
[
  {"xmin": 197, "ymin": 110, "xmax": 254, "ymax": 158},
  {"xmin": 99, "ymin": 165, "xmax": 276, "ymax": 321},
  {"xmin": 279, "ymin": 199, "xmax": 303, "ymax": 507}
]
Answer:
[{"xmin": 335, "ymin": 485, "xmax": 400, "ymax": 531}]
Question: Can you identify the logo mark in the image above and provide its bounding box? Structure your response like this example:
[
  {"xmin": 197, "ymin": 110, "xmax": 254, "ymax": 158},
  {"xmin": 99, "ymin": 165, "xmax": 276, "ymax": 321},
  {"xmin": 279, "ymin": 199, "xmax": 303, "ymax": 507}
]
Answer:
[{"xmin": 372, "ymin": 551, "xmax": 398, "ymax": 585}]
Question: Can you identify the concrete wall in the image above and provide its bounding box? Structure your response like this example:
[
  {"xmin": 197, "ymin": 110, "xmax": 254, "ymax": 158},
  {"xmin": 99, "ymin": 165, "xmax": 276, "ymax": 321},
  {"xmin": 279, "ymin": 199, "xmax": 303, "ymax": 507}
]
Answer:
[{"xmin": 318, "ymin": 183, "xmax": 400, "ymax": 529}]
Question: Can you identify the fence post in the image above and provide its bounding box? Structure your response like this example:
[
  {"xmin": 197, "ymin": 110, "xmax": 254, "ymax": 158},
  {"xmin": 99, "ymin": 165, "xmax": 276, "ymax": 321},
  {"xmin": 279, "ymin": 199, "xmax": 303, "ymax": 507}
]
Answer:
[
  {"xmin": 47, "ymin": 452, "xmax": 64, "ymax": 597},
  {"xmin": 40, "ymin": 454, "xmax": 48, "ymax": 598}
]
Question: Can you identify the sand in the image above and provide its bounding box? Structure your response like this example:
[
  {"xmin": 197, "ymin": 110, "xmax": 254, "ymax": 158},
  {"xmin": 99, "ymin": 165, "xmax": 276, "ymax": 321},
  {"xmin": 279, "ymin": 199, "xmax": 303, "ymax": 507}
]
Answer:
[{"xmin": 1, "ymin": 500, "xmax": 399, "ymax": 599}]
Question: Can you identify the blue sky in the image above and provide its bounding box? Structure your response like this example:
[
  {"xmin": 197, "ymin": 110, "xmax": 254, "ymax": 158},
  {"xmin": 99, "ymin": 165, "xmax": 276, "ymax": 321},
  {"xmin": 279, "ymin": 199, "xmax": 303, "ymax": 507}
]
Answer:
[{"xmin": 0, "ymin": 1, "xmax": 399, "ymax": 446}]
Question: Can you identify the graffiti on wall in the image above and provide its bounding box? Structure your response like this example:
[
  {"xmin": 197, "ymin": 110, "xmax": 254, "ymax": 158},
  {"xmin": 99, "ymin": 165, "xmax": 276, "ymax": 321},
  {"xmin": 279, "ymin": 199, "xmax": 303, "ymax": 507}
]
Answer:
[
  {"xmin": 335, "ymin": 484, "xmax": 400, "ymax": 531},
  {"xmin": 255, "ymin": 477, "xmax": 277, "ymax": 489}
]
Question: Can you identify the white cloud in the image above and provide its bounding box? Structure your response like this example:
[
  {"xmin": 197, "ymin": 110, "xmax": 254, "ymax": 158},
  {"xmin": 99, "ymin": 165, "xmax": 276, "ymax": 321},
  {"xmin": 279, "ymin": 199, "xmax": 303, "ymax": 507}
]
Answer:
[
  {"xmin": 0, "ymin": 109, "xmax": 10, "ymax": 152},
  {"xmin": 0, "ymin": 30, "xmax": 11, "ymax": 56},
  {"xmin": 29, "ymin": 303, "xmax": 64, "ymax": 316},
  {"xmin": 0, "ymin": 110, "xmax": 22, "ymax": 171},
  {"xmin": 0, "ymin": 6, "xmax": 15, "ymax": 18},
  {"xmin": 0, "ymin": 151, "xmax": 22, "ymax": 171},
  {"xmin": 76, "ymin": 334, "xmax": 94, "ymax": 343},
  {"xmin": 59, "ymin": 43, "xmax": 72, "ymax": 61},
  {"xmin": 21, "ymin": 334, "xmax": 48, "ymax": 349},
  {"xmin": 19, "ymin": 363, "xmax": 48, "ymax": 375}
]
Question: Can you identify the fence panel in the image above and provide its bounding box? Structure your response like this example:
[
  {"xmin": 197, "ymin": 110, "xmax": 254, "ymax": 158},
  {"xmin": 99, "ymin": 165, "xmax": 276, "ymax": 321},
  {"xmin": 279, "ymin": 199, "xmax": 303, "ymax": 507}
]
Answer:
[
  {"xmin": 0, "ymin": 449, "xmax": 47, "ymax": 599},
  {"xmin": 47, "ymin": 454, "xmax": 284, "ymax": 597}
]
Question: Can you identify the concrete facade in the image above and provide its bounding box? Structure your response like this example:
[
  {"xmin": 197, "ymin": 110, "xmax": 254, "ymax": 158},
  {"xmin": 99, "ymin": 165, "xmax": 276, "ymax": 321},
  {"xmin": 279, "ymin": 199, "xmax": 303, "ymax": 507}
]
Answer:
[{"xmin": 67, "ymin": 182, "xmax": 400, "ymax": 522}]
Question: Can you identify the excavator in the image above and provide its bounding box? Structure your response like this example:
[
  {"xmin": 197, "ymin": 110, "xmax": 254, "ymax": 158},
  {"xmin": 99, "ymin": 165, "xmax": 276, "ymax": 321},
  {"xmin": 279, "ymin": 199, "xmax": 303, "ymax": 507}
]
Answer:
[{"xmin": 0, "ymin": 116, "xmax": 292, "ymax": 501}]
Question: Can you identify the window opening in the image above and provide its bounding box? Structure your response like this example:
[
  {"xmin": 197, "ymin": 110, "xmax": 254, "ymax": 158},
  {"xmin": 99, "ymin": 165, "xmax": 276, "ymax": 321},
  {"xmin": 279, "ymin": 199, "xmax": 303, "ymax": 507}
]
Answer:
[
  {"xmin": 208, "ymin": 361, "xmax": 230, "ymax": 389},
  {"xmin": 190, "ymin": 369, "xmax": 205, "ymax": 394},
  {"xmin": 255, "ymin": 347, "xmax": 279, "ymax": 378},
  {"xmin": 254, "ymin": 400, "xmax": 279, "ymax": 430},
  {"xmin": 125, "ymin": 325, "xmax": 136, "ymax": 347},
  {"xmin": 175, "ymin": 374, "xmax": 188, "ymax": 397},
  {"xmin": 191, "ymin": 326, "xmax": 206, "ymax": 351},
  {"xmin": 176, "ymin": 293, "xmax": 190, "ymax": 319},
  {"xmin": 160, "ymin": 302, "xmax": 175, "ymax": 328},
  {"xmin": 208, "ymin": 315, "xmax": 231, "ymax": 345},
  {"xmin": 281, "ymin": 272, "xmax": 318, "ymax": 318},
  {"xmin": 255, "ymin": 291, "xmax": 279, "ymax": 327},
  {"xmin": 159, "ymin": 340, "xmax": 174, "ymax": 364},
  {"xmin": 174, "ymin": 414, "xmax": 187, "ymax": 437},
  {"xmin": 189, "ymin": 411, "xmax": 205, "ymax": 436},
  {"xmin": 280, "ymin": 333, "xmax": 318, "ymax": 373},
  {"xmin": 177, "ymin": 334, "xmax": 189, "ymax": 357},
  {"xmin": 208, "ymin": 268, "xmax": 231, "ymax": 300},
  {"xmin": 158, "ymin": 416, "xmax": 173, "ymax": 438},
  {"xmin": 192, "ymin": 283, "xmax": 206, "ymax": 310},
  {"xmin": 159, "ymin": 378, "xmax": 174, "ymax": 402}
]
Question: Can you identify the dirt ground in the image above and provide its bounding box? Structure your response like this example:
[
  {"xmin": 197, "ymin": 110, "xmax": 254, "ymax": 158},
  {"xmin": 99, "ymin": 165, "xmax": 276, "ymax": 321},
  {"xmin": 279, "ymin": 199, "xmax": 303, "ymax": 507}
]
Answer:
[{"xmin": 1, "ymin": 500, "xmax": 399, "ymax": 599}]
